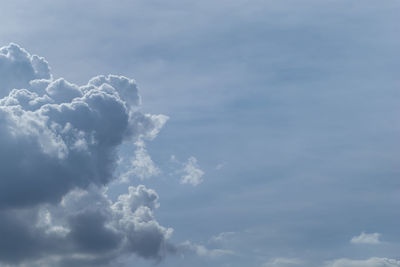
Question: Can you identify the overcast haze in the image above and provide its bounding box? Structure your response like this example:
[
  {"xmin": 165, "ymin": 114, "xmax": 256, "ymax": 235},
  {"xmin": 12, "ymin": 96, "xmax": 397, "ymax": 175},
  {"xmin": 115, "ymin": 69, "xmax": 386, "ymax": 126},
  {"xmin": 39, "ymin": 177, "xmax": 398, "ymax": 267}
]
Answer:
[{"xmin": 0, "ymin": 1, "xmax": 400, "ymax": 266}]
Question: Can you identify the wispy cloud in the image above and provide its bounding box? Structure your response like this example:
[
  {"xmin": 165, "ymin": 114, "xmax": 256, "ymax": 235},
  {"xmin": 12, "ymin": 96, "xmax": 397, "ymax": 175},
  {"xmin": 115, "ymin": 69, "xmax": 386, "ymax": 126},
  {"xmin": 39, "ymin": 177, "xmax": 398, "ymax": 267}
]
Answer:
[
  {"xmin": 180, "ymin": 156, "xmax": 205, "ymax": 186},
  {"xmin": 121, "ymin": 141, "xmax": 161, "ymax": 182},
  {"xmin": 324, "ymin": 257, "xmax": 400, "ymax": 267},
  {"xmin": 262, "ymin": 258, "xmax": 304, "ymax": 267},
  {"xmin": 209, "ymin": 232, "xmax": 236, "ymax": 243},
  {"xmin": 179, "ymin": 240, "xmax": 234, "ymax": 258}
]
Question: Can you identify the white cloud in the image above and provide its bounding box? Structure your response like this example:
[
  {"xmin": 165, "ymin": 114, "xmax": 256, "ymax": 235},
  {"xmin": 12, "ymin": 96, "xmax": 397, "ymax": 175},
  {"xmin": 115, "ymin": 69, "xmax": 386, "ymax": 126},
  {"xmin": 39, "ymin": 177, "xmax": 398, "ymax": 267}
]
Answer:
[
  {"xmin": 180, "ymin": 156, "xmax": 204, "ymax": 186},
  {"xmin": 324, "ymin": 257, "xmax": 400, "ymax": 267},
  {"xmin": 0, "ymin": 43, "xmax": 51, "ymax": 98},
  {"xmin": 350, "ymin": 232, "xmax": 381, "ymax": 245},
  {"xmin": 210, "ymin": 231, "xmax": 236, "ymax": 243},
  {"xmin": 121, "ymin": 141, "xmax": 160, "ymax": 181},
  {"xmin": 262, "ymin": 258, "xmax": 304, "ymax": 267},
  {"xmin": 179, "ymin": 240, "xmax": 234, "ymax": 258}
]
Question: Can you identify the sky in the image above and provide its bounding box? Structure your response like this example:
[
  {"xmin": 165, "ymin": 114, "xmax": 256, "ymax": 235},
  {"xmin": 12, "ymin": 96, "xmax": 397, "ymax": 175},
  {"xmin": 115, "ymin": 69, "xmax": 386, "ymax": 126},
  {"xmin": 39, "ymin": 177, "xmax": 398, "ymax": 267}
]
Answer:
[{"xmin": 0, "ymin": 0, "xmax": 399, "ymax": 266}]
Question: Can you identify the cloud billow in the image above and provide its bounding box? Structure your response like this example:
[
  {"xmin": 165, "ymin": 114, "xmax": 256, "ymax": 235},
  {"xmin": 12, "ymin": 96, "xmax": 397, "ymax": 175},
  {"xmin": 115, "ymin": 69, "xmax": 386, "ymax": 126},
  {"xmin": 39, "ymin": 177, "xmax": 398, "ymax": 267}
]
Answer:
[
  {"xmin": 0, "ymin": 43, "xmax": 172, "ymax": 266},
  {"xmin": 0, "ymin": 43, "xmax": 51, "ymax": 97}
]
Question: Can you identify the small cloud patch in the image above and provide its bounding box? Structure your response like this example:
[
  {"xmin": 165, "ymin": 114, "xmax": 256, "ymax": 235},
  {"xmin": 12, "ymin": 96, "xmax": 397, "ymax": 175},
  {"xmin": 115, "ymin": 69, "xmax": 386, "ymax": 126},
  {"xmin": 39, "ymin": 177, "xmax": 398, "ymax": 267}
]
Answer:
[
  {"xmin": 180, "ymin": 156, "xmax": 205, "ymax": 186},
  {"xmin": 350, "ymin": 232, "xmax": 381, "ymax": 245}
]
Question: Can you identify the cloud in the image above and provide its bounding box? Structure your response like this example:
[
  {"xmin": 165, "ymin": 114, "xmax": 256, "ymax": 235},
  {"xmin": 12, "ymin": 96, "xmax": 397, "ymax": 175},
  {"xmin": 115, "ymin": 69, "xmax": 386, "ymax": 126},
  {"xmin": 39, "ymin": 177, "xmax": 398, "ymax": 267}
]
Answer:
[
  {"xmin": 180, "ymin": 156, "xmax": 205, "ymax": 186},
  {"xmin": 215, "ymin": 163, "xmax": 225, "ymax": 170},
  {"xmin": 37, "ymin": 185, "xmax": 173, "ymax": 266},
  {"xmin": 121, "ymin": 141, "xmax": 161, "ymax": 181},
  {"xmin": 0, "ymin": 43, "xmax": 51, "ymax": 98},
  {"xmin": 0, "ymin": 65, "xmax": 161, "ymax": 208},
  {"xmin": 324, "ymin": 257, "xmax": 400, "ymax": 267},
  {"xmin": 0, "ymin": 184, "xmax": 175, "ymax": 266},
  {"xmin": 262, "ymin": 258, "xmax": 304, "ymax": 267},
  {"xmin": 178, "ymin": 241, "xmax": 234, "ymax": 258},
  {"xmin": 350, "ymin": 232, "xmax": 381, "ymax": 245},
  {"xmin": 209, "ymin": 232, "xmax": 236, "ymax": 243},
  {"xmin": 0, "ymin": 43, "xmax": 173, "ymax": 266}
]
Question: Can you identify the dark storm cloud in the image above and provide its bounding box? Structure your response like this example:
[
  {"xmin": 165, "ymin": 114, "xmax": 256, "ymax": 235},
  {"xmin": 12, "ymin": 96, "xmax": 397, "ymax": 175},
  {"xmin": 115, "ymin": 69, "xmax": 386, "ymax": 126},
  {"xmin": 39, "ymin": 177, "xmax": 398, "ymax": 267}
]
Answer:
[{"xmin": 0, "ymin": 43, "xmax": 172, "ymax": 266}]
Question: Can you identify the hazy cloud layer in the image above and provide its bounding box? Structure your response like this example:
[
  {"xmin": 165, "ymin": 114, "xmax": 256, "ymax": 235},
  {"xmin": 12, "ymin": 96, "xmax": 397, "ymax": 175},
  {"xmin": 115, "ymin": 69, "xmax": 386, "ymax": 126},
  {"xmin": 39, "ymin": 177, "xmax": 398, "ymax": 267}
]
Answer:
[{"xmin": 0, "ymin": 43, "xmax": 173, "ymax": 266}]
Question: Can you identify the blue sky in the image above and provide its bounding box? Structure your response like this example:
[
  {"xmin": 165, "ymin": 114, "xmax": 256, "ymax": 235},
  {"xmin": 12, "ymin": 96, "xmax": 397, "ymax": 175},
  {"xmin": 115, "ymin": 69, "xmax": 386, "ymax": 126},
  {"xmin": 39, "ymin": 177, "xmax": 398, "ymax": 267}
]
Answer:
[{"xmin": 0, "ymin": 1, "xmax": 400, "ymax": 266}]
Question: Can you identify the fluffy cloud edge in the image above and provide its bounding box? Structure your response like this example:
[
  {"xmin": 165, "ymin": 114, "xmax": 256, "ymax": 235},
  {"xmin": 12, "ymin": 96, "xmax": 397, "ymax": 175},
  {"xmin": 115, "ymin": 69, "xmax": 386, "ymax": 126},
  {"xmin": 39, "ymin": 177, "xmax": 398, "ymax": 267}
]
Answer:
[{"xmin": 350, "ymin": 232, "xmax": 381, "ymax": 245}]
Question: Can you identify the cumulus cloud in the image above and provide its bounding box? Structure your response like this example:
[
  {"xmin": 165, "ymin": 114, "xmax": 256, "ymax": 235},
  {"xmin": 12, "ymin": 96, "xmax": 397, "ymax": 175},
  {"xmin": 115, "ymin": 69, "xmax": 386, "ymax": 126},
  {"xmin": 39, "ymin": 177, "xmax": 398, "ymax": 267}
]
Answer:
[
  {"xmin": 350, "ymin": 232, "xmax": 381, "ymax": 245},
  {"xmin": 180, "ymin": 156, "xmax": 205, "ymax": 186},
  {"xmin": 14, "ymin": 185, "xmax": 173, "ymax": 266},
  {"xmin": 0, "ymin": 43, "xmax": 173, "ymax": 266},
  {"xmin": 0, "ymin": 43, "xmax": 164, "ymax": 208},
  {"xmin": 324, "ymin": 257, "xmax": 400, "ymax": 267},
  {"xmin": 0, "ymin": 43, "xmax": 51, "ymax": 97}
]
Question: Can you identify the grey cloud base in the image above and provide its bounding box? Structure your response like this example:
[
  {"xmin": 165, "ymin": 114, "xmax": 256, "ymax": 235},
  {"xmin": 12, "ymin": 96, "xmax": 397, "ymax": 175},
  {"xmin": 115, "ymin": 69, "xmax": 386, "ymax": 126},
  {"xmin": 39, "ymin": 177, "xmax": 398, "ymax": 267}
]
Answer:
[{"xmin": 0, "ymin": 43, "xmax": 172, "ymax": 266}]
